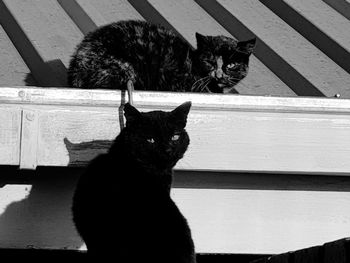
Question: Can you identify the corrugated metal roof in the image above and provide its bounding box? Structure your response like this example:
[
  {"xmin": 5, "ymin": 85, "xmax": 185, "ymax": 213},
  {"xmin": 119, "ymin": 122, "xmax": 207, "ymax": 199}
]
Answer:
[{"xmin": 0, "ymin": 0, "xmax": 349, "ymax": 97}]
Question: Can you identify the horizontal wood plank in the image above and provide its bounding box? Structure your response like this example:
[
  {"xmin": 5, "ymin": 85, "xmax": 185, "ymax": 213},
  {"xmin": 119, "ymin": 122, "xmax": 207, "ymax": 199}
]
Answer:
[
  {"xmin": 2, "ymin": 86, "xmax": 350, "ymax": 112},
  {"xmin": 173, "ymin": 188, "xmax": 350, "ymax": 254},
  {"xmin": 1, "ymin": 167, "xmax": 350, "ymax": 254},
  {"xmin": 2, "ymin": 87, "xmax": 350, "ymax": 174}
]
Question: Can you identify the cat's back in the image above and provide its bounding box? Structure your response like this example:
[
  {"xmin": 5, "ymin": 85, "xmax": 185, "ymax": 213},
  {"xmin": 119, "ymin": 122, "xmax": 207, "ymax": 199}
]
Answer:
[
  {"xmin": 78, "ymin": 20, "xmax": 176, "ymax": 54},
  {"xmin": 68, "ymin": 20, "xmax": 190, "ymax": 90}
]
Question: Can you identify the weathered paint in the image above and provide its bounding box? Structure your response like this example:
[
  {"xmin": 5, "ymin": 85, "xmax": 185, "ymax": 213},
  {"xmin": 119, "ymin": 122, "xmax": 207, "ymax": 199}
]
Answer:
[{"xmin": 3, "ymin": 87, "xmax": 350, "ymax": 174}]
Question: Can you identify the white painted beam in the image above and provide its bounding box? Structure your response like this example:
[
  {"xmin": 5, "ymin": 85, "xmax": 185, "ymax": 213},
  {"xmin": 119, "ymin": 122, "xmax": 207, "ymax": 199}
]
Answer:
[
  {"xmin": 0, "ymin": 107, "xmax": 21, "ymax": 165},
  {"xmin": 2, "ymin": 87, "xmax": 350, "ymax": 174}
]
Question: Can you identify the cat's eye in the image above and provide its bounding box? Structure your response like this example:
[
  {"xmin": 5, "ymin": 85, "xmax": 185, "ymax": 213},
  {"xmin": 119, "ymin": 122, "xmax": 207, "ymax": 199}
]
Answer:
[
  {"xmin": 171, "ymin": 134, "xmax": 180, "ymax": 141},
  {"xmin": 227, "ymin": 63, "xmax": 238, "ymax": 69},
  {"xmin": 147, "ymin": 138, "xmax": 155, "ymax": 144}
]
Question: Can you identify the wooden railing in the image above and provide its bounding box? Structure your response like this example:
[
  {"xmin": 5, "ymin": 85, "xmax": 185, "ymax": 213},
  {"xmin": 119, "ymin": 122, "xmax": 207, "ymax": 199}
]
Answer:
[
  {"xmin": 2, "ymin": 87, "xmax": 350, "ymax": 254},
  {"xmin": 2, "ymin": 86, "xmax": 350, "ymax": 173}
]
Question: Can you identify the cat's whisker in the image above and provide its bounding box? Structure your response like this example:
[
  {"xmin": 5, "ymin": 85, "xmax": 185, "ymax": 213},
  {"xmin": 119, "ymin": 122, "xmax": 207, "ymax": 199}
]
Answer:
[
  {"xmin": 228, "ymin": 76, "xmax": 244, "ymax": 81},
  {"xmin": 200, "ymin": 78, "xmax": 212, "ymax": 92},
  {"xmin": 191, "ymin": 76, "xmax": 211, "ymax": 92},
  {"xmin": 191, "ymin": 78, "xmax": 208, "ymax": 92},
  {"xmin": 195, "ymin": 77, "xmax": 212, "ymax": 92}
]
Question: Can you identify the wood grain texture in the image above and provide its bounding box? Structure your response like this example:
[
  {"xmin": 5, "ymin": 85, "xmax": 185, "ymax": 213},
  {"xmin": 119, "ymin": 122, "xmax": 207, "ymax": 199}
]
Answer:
[
  {"xmin": 36, "ymin": 107, "xmax": 119, "ymax": 167},
  {"xmin": 58, "ymin": 0, "xmax": 144, "ymax": 35},
  {"xmin": 0, "ymin": 0, "xmax": 61, "ymax": 86},
  {"xmin": 1, "ymin": 86, "xmax": 350, "ymax": 112},
  {"xmin": 322, "ymin": 0, "xmax": 350, "ymax": 21},
  {"xmin": 86, "ymin": 0, "xmax": 144, "ymax": 24},
  {"xmin": 260, "ymin": 0, "xmax": 350, "ymax": 74},
  {"xmin": 0, "ymin": 107, "xmax": 21, "ymax": 165},
  {"xmin": 57, "ymin": 0, "xmax": 99, "ymax": 35},
  {"xmin": 29, "ymin": 107, "xmax": 350, "ymax": 174},
  {"xmin": 0, "ymin": 25, "xmax": 36, "ymax": 86},
  {"xmin": 1, "ymin": 0, "xmax": 83, "ymax": 86},
  {"xmin": 2, "ymin": 87, "xmax": 350, "ymax": 174}
]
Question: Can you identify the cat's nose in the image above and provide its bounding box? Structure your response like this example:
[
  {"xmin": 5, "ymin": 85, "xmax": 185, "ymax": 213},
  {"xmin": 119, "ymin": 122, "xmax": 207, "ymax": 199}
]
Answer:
[
  {"xmin": 165, "ymin": 147, "xmax": 172, "ymax": 155},
  {"xmin": 215, "ymin": 69, "xmax": 223, "ymax": 79},
  {"xmin": 215, "ymin": 56, "xmax": 224, "ymax": 79}
]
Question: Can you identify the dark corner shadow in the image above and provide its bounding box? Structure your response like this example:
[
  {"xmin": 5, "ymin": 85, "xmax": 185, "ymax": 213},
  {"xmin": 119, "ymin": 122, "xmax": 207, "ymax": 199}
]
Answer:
[
  {"xmin": 0, "ymin": 166, "xmax": 85, "ymax": 251},
  {"xmin": 24, "ymin": 59, "xmax": 68, "ymax": 87},
  {"xmin": 64, "ymin": 138, "xmax": 114, "ymax": 167},
  {"xmin": 24, "ymin": 73, "xmax": 37, "ymax": 86},
  {"xmin": 173, "ymin": 170, "xmax": 350, "ymax": 192}
]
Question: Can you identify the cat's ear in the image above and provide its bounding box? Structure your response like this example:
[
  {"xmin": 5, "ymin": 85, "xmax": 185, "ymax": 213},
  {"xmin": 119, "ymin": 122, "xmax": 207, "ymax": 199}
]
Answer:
[
  {"xmin": 237, "ymin": 37, "xmax": 256, "ymax": 55},
  {"xmin": 170, "ymin": 101, "xmax": 192, "ymax": 128},
  {"xmin": 195, "ymin": 32, "xmax": 209, "ymax": 50},
  {"xmin": 124, "ymin": 103, "xmax": 141, "ymax": 124}
]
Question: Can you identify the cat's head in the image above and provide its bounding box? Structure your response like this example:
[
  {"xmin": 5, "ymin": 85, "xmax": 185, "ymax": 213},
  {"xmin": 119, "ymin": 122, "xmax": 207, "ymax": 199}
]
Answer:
[
  {"xmin": 122, "ymin": 102, "xmax": 191, "ymax": 169},
  {"xmin": 193, "ymin": 33, "xmax": 256, "ymax": 93}
]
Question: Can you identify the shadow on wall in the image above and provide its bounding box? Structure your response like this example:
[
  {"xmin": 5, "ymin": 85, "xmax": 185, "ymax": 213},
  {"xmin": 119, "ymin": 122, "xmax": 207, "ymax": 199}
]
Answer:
[
  {"xmin": 64, "ymin": 138, "xmax": 113, "ymax": 167},
  {"xmin": 0, "ymin": 167, "xmax": 84, "ymax": 250},
  {"xmin": 63, "ymin": 89, "xmax": 129, "ymax": 167}
]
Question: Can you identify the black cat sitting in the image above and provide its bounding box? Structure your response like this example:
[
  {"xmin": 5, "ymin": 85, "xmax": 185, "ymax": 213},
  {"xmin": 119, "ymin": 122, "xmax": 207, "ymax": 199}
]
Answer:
[
  {"xmin": 72, "ymin": 102, "xmax": 196, "ymax": 263},
  {"xmin": 68, "ymin": 20, "xmax": 256, "ymax": 93}
]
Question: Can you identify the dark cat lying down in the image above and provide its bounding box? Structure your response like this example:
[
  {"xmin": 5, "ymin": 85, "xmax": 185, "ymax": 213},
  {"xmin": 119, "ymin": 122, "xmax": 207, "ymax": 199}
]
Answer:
[
  {"xmin": 68, "ymin": 20, "xmax": 256, "ymax": 93},
  {"xmin": 72, "ymin": 102, "xmax": 196, "ymax": 262}
]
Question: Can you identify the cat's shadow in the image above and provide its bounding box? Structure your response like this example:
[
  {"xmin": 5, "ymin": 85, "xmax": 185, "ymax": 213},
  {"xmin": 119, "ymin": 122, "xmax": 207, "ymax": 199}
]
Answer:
[
  {"xmin": 63, "ymin": 90, "xmax": 127, "ymax": 167},
  {"xmin": 0, "ymin": 166, "xmax": 85, "ymax": 251},
  {"xmin": 64, "ymin": 138, "xmax": 113, "ymax": 167}
]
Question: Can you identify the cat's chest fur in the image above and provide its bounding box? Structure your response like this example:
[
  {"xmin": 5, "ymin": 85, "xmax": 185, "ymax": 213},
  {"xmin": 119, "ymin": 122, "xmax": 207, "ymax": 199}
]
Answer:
[{"xmin": 72, "ymin": 151, "xmax": 195, "ymax": 262}]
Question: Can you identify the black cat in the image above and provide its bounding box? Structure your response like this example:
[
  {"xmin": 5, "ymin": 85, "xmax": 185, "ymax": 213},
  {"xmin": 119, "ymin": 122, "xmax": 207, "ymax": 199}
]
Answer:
[
  {"xmin": 68, "ymin": 20, "xmax": 255, "ymax": 93},
  {"xmin": 71, "ymin": 102, "xmax": 196, "ymax": 262}
]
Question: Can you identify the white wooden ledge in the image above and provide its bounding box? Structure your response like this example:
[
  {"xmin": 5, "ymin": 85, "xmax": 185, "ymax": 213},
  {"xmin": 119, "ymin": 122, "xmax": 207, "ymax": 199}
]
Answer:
[
  {"xmin": 2, "ymin": 86, "xmax": 350, "ymax": 174},
  {"xmin": 2, "ymin": 86, "xmax": 350, "ymax": 255}
]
